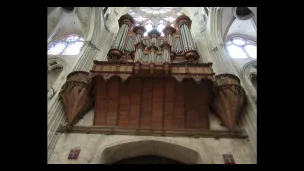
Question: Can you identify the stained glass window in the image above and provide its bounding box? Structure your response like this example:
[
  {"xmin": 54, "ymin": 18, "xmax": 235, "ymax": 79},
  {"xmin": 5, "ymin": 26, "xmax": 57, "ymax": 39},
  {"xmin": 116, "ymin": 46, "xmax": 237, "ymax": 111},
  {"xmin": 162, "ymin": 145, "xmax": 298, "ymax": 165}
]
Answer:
[
  {"xmin": 48, "ymin": 34, "xmax": 84, "ymax": 55},
  {"xmin": 226, "ymin": 37, "xmax": 256, "ymax": 59}
]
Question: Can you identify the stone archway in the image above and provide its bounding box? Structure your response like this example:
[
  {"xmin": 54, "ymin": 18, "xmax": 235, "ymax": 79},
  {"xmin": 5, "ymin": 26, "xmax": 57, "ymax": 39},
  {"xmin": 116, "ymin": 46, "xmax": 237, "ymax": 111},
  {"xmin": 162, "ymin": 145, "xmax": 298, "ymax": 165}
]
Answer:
[
  {"xmin": 99, "ymin": 139, "xmax": 203, "ymax": 164},
  {"xmin": 113, "ymin": 155, "xmax": 184, "ymax": 164}
]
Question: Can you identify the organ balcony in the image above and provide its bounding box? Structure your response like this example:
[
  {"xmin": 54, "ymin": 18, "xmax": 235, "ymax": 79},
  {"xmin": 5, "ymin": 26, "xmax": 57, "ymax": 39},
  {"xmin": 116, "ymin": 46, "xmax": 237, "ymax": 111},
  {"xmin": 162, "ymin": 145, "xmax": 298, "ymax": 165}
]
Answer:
[{"xmin": 58, "ymin": 14, "xmax": 246, "ymax": 137}]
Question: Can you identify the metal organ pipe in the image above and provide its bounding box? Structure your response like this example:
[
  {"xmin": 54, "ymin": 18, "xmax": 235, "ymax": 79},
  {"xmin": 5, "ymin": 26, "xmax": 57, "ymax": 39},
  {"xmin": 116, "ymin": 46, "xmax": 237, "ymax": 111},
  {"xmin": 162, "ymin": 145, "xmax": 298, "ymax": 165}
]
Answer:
[
  {"xmin": 136, "ymin": 34, "xmax": 141, "ymax": 44},
  {"xmin": 168, "ymin": 34, "xmax": 172, "ymax": 46},
  {"xmin": 182, "ymin": 24, "xmax": 192, "ymax": 51},
  {"xmin": 115, "ymin": 24, "xmax": 126, "ymax": 49},
  {"xmin": 150, "ymin": 50, "xmax": 155, "ymax": 63},
  {"xmin": 119, "ymin": 24, "xmax": 129, "ymax": 51},
  {"xmin": 135, "ymin": 49, "xmax": 140, "ymax": 61},
  {"xmin": 183, "ymin": 24, "xmax": 191, "ymax": 50},
  {"xmin": 184, "ymin": 24, "xmax": 195, "ymax": 50},
  {"xmin": 164, "ymin": 49, "xmax": 169, "ymax": 62},
  {"xmin": 114, "ymin": 24, "xmax": 126, "ymax": 49},
  {"xmin": 139, "ymin": 48, "xmax": 143, "ymax": 61},
  {"xmin": 180, "ymin": 24, "xmax": 188, "ymax": 51},
  {"xmin": 152, "ymin": 37, "xmax": 156, "ymax": 45}
]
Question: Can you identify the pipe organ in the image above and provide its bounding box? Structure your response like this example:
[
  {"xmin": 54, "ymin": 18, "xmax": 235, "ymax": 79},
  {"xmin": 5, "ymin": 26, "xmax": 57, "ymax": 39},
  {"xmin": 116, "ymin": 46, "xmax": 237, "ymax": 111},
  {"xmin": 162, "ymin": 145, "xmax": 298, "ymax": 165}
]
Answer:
[{"xmin": 59, "ymin": 14, "xmax": 246, "ymax": 137}]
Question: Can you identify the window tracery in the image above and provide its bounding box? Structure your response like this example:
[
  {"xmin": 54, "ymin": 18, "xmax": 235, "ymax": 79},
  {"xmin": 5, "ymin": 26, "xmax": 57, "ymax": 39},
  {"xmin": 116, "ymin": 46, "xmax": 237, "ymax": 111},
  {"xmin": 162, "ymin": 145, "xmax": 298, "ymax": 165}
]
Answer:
[
  {"xmin": 48, "ymin": 35, "xmax": 84, "ymax": 55},
  {"xmin": 226, "ymin": 37, "xmax": 256, "ymax": 59}
]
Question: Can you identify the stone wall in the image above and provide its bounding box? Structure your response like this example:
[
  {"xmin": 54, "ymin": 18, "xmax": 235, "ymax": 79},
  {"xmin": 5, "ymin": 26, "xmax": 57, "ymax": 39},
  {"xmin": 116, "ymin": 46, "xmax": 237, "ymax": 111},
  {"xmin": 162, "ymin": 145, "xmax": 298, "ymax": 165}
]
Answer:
[{"xmin": 48, "ymin": 134, "xmax": 255, "ymax": 164}]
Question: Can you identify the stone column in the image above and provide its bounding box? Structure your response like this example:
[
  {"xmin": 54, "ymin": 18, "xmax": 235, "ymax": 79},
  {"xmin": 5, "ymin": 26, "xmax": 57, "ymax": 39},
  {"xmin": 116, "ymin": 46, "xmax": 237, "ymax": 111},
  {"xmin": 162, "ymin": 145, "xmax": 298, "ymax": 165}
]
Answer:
[{"xmin": 73, "ymin": 41, "xmax": 100, "ymax": 71}]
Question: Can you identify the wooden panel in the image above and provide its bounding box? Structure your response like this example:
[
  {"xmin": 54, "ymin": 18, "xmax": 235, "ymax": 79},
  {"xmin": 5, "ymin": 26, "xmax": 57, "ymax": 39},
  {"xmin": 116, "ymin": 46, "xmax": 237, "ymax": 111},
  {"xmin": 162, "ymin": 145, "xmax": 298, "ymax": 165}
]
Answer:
[
  {"xmin": 118, "ymin": 81, "xmax": 130, "ymax": 127},
  {"xmin": 93, "ymin": 77, "xmax": 107, "ymax": 125},
  {"xmin": 93, "ymin": 77, "xmax": 212, "ymax": 130},
  {"xmin": 106, "ymin": 77, "xmax": 120, "ymax": 126},
  {"xmin": 151, "ymin": 79, "xmax": 164, "ymax": 128},
  {"xmin": 129, "ymin": 78, "xmax": 142, "ymax": 127},
  {"xmin": 163, "ymin": 78, "xmax": 176, "ymax": 129},
  {"xmin": 196, "ymin": 80, "xmax": 212, "ymax": 129},
  {"xmin": 184, "ymin": 79, "xmax": 198, "ymax": 129},
  {"xmin": 140, "ymin": 80, "xmax": 153, "ymax": 129},
  {"xmin": 173, "ymin": 81, "xmax": 185, "ymax": 129}
]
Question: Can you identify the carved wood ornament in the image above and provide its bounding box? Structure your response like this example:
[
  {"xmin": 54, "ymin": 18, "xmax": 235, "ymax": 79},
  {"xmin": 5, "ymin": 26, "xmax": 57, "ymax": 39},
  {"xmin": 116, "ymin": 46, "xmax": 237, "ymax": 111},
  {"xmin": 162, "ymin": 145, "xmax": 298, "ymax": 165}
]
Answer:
[
  {"xmin": 59, "ymin": 71, "xmax": 94, "ymax": 128},
  {"xmin": 212, "ymin": 74, "xmax": 245, "ymax": 133}
]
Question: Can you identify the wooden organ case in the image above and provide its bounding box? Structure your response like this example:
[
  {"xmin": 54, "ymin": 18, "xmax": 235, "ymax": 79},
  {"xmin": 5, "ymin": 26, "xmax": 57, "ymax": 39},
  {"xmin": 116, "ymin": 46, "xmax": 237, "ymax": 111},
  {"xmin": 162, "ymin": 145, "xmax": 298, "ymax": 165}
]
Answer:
[{"xmin": 58, "ymin": 14, "xmax": 247, "ymax": 138}]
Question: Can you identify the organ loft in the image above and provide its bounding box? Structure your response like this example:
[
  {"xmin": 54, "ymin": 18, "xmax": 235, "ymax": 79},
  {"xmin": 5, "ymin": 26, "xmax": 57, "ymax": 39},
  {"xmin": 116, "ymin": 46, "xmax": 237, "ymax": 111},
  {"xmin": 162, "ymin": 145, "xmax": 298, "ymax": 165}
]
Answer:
[{"xmin": 48, "ymin": 7, "xmax": 257, "ymax": 164}]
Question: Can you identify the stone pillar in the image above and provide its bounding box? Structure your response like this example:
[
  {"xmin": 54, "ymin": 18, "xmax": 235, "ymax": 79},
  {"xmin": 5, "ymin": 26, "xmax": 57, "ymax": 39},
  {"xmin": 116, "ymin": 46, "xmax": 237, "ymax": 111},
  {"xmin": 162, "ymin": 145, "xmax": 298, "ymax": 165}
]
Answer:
[
  {"xmin": 133, "ymin": 26, "xmax": 146, "ymax": 44},
  {"xmin": 73, "ymin": 41, "xmax": 100, "ymax": 71}
]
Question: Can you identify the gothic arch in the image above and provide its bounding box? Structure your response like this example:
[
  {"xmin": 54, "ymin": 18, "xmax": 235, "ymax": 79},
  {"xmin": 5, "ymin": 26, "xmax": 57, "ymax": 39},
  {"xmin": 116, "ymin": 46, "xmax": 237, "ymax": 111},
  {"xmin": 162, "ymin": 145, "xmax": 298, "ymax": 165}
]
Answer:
[{"xmin": 98, "ymin": 139, "xmax": 204, "ymax": 164}]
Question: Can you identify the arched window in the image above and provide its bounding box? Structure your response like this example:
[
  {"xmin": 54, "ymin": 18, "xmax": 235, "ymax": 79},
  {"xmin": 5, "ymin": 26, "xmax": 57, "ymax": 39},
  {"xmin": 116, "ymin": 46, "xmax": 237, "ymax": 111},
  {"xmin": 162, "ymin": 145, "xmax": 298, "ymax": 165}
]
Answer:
[
  {"xmin": 226, "ymin": 37, "xmax": 256, "ymax": 59},
  {"xmin": 48, "ymin": 34, "xmax": 84, "ymax": 55}
]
